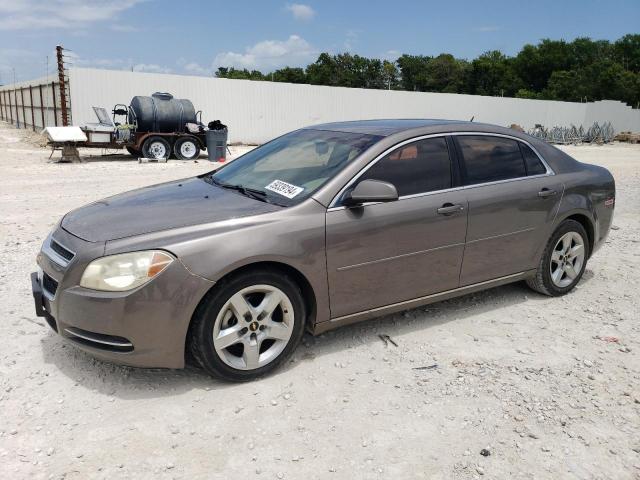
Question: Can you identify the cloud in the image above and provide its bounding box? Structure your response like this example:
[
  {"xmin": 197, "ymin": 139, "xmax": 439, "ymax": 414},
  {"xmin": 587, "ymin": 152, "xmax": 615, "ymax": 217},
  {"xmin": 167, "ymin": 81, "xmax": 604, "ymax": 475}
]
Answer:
[
  {"xmin": 57, "ymin": 50, "xmax": 126, "ymax": 69},
  {"xmin": 63, "ymin": 51, "xmax": 172, "ymax": 74},
  {"xmin": 183, "ymin": 62, "xmax": 210, "ymax": 76},
  {"xmin": 213, "ymin": 35, "xmax": 317, "ymax": 70},
  {"xmin": 344, "ymin": 29, "xmax": 359, "ymax": 51},
  {"xmin": 473, "ymin": 26, "xmax": 501, "ymax": 32},
  {"xmin": 110, "ymin": 24, "xmax": 138, "ymax": 32},
  {"xmin": 0, "ymin": 0, "xmax": 143, "ymax": 30},
  {"xmin": 381, "ymin": 50, "xmax": 400, "ymax": 61},
  {"xmin": 0, "ymin": 48, "xmax": 40, "ymax": 82},
  {"xmin": 285, "ymin": 3, "xmax": 315, "ymax": 21}
]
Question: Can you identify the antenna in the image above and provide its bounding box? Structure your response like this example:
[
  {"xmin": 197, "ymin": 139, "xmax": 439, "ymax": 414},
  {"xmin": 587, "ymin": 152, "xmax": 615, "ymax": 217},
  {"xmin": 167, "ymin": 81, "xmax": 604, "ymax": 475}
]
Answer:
[{"xmin": 469, "ymin": 116, "xmax": 474, "ymax": 122}]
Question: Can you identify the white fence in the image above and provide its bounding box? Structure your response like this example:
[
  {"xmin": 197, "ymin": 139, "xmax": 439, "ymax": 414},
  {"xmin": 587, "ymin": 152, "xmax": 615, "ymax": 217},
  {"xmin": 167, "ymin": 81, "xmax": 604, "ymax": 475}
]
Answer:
[{"xmin": 30, "ymin": 67, "xmax": 640, "ymax": 143}]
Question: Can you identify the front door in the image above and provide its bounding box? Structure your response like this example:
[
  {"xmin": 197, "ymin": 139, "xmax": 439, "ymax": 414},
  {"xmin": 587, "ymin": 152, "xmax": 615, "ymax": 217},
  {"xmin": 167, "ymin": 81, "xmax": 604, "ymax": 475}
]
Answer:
[{"xmin": 325, "ymin": 136, "xmax": 468, "ymax": 319}]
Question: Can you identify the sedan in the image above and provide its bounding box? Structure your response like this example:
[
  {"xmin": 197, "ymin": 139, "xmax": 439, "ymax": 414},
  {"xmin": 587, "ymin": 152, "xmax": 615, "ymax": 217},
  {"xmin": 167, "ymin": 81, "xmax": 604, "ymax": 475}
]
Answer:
[{"xmin": 32, "ymin": 119, "xmax": 615, "ymax": 381}]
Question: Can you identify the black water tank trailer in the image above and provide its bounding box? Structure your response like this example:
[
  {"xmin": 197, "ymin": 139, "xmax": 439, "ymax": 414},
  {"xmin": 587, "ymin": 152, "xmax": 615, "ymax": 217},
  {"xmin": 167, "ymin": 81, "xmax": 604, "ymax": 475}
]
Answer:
[{"xmin": 129, "ymin": 92, "xmax": 197, "ymax": 133}]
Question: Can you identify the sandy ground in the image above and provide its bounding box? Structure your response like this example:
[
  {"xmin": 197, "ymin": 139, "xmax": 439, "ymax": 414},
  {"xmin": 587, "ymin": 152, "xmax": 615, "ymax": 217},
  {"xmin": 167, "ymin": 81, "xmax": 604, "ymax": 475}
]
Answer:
[{"xmin": 0, "ymin": 120, "xmax": 639, "ymax": 480}]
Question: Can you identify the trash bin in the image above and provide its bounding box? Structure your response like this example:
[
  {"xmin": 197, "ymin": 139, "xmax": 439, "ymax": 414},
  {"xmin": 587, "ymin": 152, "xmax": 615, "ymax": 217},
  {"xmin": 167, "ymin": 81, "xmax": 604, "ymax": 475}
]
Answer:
[{"xmin": 205, "ymin": 128, "xmax": 228, "ymax": 162}]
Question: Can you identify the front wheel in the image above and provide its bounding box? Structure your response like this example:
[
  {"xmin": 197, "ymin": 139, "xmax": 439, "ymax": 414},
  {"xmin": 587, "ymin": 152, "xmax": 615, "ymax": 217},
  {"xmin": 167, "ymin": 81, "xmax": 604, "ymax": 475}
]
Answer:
[
  {"xmin": 188, "ymin": 269, "xmax": 306, "ymax": 381},
  {"xmin": 526, "ymin": 219, "xmax": 589, "ymax": 296}
]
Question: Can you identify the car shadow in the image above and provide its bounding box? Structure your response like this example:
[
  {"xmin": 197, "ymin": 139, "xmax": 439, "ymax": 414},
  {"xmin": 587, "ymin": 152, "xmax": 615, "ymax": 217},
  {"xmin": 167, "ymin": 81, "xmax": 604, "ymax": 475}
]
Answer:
[
  {"xmin": 39, "ymin": 274, "xmax": 591, "ymax": 398},
  {"xmin": 289, "ymin": 280, "xmax": 545, "ymax": 363},
  {"xmin": 40, "ymin": 333, "xmax": 217, "ymax": 399}
]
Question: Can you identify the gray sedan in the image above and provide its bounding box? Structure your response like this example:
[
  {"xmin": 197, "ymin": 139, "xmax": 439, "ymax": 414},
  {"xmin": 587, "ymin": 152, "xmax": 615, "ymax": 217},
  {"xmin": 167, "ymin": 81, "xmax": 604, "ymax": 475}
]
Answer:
[{"xmin": 32, "ymin": 119, "xmax": 615, "ymax": 381}]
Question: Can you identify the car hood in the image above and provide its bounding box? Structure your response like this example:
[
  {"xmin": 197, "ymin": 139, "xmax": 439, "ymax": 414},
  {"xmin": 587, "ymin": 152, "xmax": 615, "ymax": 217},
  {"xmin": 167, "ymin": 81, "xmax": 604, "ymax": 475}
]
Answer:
[{"xmin": 61, "ymin": 177, "xmax": 282, "ymax": 242}]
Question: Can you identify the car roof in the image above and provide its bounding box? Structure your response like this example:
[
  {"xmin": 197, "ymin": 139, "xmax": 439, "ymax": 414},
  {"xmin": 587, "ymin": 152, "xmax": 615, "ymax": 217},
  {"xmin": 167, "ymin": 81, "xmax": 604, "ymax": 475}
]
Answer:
[{"xmin": 305, "ymin": 119, "xmax": 471, "ymax": 136}]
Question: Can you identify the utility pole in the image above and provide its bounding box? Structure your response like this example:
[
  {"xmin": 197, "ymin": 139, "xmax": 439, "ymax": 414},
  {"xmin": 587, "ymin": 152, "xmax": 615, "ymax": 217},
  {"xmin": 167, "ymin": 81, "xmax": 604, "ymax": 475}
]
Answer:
[{"xmin": 56, "ymin": 45, "xmax": 69, "ymax": 126}]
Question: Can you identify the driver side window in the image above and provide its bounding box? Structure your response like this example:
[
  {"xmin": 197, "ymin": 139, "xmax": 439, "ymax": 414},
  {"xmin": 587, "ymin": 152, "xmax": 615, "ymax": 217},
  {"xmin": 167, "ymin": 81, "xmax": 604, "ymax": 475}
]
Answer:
[{"xmin": 359, "ymin": 137, "xmax": 452, "ymax": 197}]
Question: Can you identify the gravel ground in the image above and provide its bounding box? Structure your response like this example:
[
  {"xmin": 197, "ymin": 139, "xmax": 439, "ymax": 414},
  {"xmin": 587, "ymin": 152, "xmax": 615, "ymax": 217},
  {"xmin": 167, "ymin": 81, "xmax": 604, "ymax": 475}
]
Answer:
[{"xmin": 0, "ymin": 120, "xmax": 639, "ymax": 480}]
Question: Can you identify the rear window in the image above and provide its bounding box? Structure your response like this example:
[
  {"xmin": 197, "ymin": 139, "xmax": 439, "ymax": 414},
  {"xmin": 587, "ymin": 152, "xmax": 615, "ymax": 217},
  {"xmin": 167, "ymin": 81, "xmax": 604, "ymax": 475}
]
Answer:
[
  {"xmin": 457, "ymin": 136, "xmax": 526, "ymax": 185},
  {"xmin": 520, "ymin": 143, "xmax": 547, "ymax": 175}
]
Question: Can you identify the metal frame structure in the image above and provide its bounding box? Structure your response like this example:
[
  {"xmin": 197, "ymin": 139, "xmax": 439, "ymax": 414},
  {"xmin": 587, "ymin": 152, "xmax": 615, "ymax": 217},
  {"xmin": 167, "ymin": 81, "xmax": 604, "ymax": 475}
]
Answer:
[
  {"xmin": 0, "ymin": 45, "xmax": 70, "ymax": 130},
  {"xmin": 0, "ymin": 81, "xmax": 65, "ymax": 130}
]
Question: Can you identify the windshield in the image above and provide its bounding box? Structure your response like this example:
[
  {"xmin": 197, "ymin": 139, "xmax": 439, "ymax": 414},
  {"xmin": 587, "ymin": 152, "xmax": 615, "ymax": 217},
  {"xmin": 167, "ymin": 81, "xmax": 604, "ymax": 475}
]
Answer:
[{"xmin": 208, "ymin": 129, "xmax": 382, "ymax": 206}]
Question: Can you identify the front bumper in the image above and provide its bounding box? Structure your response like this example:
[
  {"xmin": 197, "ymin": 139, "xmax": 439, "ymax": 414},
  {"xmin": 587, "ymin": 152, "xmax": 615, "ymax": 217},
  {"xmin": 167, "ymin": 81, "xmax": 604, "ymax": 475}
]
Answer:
[{"xmin": 32, "ymin": 229, "xmax": 214, "ymax": 369}]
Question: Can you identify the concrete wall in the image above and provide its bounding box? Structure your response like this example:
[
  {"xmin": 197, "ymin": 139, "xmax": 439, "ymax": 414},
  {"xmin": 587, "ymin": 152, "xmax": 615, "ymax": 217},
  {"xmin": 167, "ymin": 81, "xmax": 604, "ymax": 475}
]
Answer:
[{"xmin": 67, "ymin": 67, "xmax": 640, "ymax": 144}]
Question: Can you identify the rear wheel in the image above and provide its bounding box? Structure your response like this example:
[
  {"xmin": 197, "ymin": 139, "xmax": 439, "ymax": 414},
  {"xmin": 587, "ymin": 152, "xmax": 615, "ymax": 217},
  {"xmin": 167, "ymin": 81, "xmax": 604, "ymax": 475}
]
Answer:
[
  {"xmin": 174, "ymin": 137, "xmax": 201, "ymax": 160},
  {"xmin": 526, "ymin": 219, "xmax": 589, "ymax": 296},
  {"xmin": 188, "ymin": 269, "xmax": 305, "ymax": 381},
  {"xmin": 141, "ymin": 136, "xmax": 170, "ymax": 160}
]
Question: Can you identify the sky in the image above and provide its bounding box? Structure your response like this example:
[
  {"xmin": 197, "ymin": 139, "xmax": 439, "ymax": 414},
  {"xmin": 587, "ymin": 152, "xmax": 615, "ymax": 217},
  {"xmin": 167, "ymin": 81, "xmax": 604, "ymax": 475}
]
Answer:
[{"xmin": 0, "ymin": 0, "xmax": 639, "ymax": 83}]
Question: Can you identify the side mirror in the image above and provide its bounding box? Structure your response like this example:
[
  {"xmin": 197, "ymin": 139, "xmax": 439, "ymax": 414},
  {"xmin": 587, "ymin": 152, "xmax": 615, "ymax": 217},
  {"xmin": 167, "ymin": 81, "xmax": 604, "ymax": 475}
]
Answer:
[{"xmin": 343, "ymin": 179, "xmax": 399, "ymax": 206}]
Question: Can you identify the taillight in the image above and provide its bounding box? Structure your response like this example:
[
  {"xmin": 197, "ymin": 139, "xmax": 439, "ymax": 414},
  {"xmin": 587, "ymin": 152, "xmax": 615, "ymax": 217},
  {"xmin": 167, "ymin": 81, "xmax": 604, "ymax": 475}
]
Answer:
[{"xmin": 604, "ymin": 197, "xmax": 615, "ymax": 208}]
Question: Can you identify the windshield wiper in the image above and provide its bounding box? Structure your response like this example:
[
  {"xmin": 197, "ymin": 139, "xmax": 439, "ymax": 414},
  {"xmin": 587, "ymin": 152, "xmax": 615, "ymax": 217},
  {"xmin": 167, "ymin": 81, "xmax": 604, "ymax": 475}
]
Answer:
[{"xmin": 210, "ymin": 178, "xmax": 278, "ymax": 204}]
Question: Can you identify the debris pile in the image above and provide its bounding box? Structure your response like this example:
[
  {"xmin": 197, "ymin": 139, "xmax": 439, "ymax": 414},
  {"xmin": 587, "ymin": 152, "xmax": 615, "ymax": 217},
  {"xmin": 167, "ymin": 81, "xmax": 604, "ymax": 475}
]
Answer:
[
  {"xmin": 527, "ymin": 121, "xmax": 615, "ymax": 144},
  {"xmin": 614, "ymin": 131, "xmax": 640, "ymax": 144}
]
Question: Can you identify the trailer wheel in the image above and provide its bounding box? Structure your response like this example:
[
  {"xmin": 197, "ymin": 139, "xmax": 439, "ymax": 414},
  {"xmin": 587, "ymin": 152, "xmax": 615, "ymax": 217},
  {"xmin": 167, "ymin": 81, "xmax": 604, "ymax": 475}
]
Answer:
[
  {"xmin": 174, "ymin": 137, "xmax": 201, "ymax": 160},
  {"xmin": 125, "ymin": 146, "xmax": 141, "ymax": 157},
  {"xmin": 142, "ymin": 136, "xmax": 170, "ymax": 160}
]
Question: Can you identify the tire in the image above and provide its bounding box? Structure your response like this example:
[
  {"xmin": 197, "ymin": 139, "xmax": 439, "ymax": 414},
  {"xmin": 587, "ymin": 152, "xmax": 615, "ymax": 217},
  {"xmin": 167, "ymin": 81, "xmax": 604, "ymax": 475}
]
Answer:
[
  {"xmin": 188, "ymin": 269, "xmax": 306, "ymax": 381},
  {"xmin": 125, "ymin": 146, "xmax": 140, "ymax": 157},
  {"xmin": 174, "ymin": 137, "xmax": 201, "ymax": 160},
  {"xmin": 526, "ymin": 219, "xmax": 589, "ymax": 296},
  {"xmin": 141, "ymin": 136, "xmax": 170, "ymax": 160}
]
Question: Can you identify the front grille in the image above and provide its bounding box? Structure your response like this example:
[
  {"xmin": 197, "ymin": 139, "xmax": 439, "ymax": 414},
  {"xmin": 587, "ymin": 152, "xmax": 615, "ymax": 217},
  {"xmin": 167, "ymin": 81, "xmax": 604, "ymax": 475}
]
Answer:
[
  {"xmin": 42, "ymin": 272, "xmax": 58, "ymax": 297},
  {"xmin": 50, "ymin": 239, "xmax": 74, "ymax": 262}
]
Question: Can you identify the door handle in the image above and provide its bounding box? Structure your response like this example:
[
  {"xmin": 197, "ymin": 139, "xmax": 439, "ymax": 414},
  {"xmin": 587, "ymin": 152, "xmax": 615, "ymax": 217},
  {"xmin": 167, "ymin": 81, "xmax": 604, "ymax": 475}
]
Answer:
[
  {"xmin": 437, "ymin": 203, "xmax": 465, "ymax": 215},
  {"xmin": 538, "ymin": 188, "xmax": 557, "ymax": 198}
]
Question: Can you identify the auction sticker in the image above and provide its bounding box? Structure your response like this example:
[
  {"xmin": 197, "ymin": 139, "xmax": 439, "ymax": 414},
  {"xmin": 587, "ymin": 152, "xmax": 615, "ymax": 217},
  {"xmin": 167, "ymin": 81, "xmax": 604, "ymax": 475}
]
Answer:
[{"xmin": 265, "ymin": 179, "xmax": 304, "ymax": 199}]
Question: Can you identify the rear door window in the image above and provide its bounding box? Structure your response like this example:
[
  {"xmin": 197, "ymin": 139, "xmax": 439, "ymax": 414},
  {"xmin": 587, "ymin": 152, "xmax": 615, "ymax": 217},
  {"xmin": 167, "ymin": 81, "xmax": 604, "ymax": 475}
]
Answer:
[
  {"xmin": 456, "ymin": 135, "xmax": 526, "ymax": 185},
  {"xmin": 359, "ymin": 137, "xmax": 452, "ymax": 196},
  {"xmin": 519, "ymin": 143, "xmax": 547, "ymax": 175}
]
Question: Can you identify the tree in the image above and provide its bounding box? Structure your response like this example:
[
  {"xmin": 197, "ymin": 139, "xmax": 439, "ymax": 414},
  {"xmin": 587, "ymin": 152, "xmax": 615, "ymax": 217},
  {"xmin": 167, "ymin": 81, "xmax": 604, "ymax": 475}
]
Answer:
[
  {"xmin": 514, "ymin": 39, "xmax": 572, "ymax": 92},
  {"xmin": 212, "ymin": 33, "xmax": 640, "ymax": 105},
  {"xmin": 515, "ymin": 89, "xmax": 539, "ymax": 99},
  {"xmin": 306, "ymin": 53, "xmax": 339, "ymax": 86},
  {"xmin": 215, "ymin": 67, "xmax": 265, "ymax": 80},
  {"xmin": 586, "ymin": 60, "xmax": 639, "ymax": 106},
  {"xmin": 396, "ymin": 54, "xmax": 432, "ymax": 91},
  {"xmin": 382, "ymin": 60, "xmax": 399, "ymax": 90},
  {"xmin": 468, "ymin": 51, "xmax": 522, "ymax": 97},
  {"xmin": 543, "ymin": 70, "xmax": 587, "ymax": 102},
  {"xmin": 424, "ymin": 54, "xmax": 469, "ymax": 93},
  {"xmin": 271, "ymin": 67, "xmax": 307, "ymax": 84},
  {"xmin": 570, "ymin": 37, "xmax": 613, "ymax": 69},
  {"xmin": 614, "ymin": 34, "xmax": 640, "ymax": 72}
]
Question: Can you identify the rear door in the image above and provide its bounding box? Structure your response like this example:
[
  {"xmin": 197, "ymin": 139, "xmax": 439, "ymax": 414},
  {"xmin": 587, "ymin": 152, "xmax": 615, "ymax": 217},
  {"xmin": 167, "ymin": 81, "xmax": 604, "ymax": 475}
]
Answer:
[
  {"xmin": 325, "ymin": 136, "xmax": 468, "ymax": 318},
  {"xmin": 454, "ymin": 134, "xmax": 564, "ymax": 286}
]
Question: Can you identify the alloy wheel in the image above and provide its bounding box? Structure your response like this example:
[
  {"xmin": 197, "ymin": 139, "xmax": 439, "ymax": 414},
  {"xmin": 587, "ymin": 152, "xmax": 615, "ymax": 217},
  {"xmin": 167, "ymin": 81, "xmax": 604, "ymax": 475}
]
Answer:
[
  {"xmin": 212, "ymin": 284, "xmax": 294, "ymax": 370},
  {"xmin": 550, "ymin": 231, "xmax": 585, "ymax": 288}
]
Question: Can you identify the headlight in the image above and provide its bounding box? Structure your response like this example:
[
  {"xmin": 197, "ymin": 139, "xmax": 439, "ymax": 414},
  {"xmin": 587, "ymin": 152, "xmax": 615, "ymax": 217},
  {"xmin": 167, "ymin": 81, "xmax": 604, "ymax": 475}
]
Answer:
[{"xmin": 80, "ymin": 250, "xmax": 174, "ymax": 292}]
